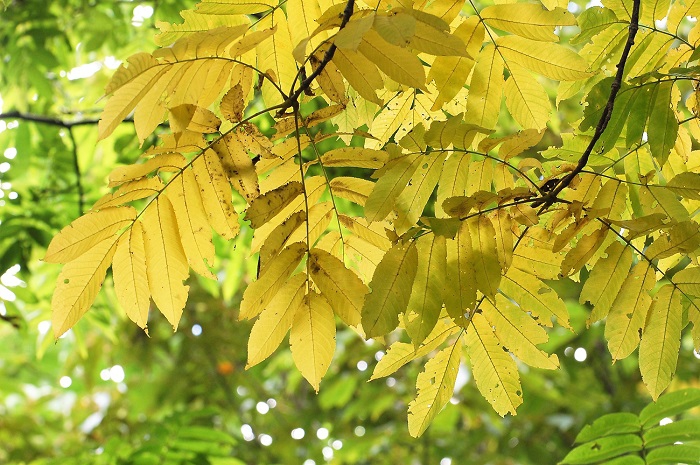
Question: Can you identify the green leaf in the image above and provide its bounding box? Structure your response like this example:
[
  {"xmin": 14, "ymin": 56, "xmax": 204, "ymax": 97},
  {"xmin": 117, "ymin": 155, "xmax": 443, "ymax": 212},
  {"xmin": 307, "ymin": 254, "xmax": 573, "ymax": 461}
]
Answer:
[
  {"xmin": 560, "ymin": 434, "xmax": 643, "ymax": 464},
  {"xmin": 643, "ymin": 419, "xmax": 700, "ymax": 448},
  {"xmin": 639, "ymin": 389, "xmax": 700, "ymax": 428},
  {"xmin": 645, "ymin": 445, "xmax": 700, "ymax": 465},
  {"xmin": 574, "ymin": 413, "xmax": 641, "ymax": 444}
]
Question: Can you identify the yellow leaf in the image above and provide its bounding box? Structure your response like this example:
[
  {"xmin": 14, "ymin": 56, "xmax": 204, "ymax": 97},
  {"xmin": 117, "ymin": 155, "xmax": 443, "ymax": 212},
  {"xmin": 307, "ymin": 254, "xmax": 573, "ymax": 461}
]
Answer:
[
  {"xmin": 291, "ymin": 290, "xmax": 336, "ymax": 392},
  {"xmin": 444, "ymin": 220, "xmax": 477, "ymax": 325},
  {"xmin": 105, "ymin": 52, "xmax": 159, "ymax": 95},
  {"xmin": 329, "ymin": 177, "xmax": 374, "ymax": 206},
  {"xmin": 320, "ymin": 147, "xmax": 388, "ymax": 169},
  {"xmin": 371, "ymin": 319, "xmax": 459, "ymax": 380},
  {"xmin": 250, "ymin": 176, "xmax": 326, "ymax": 254},
  {"xmin": 581, "ymin": 241, "xmax": 634, "ymax": 325},
  {"xmin": 511, "ymin": 228, "xmax": 564, "ymax": 280},
  {"xmin": 501, "ymin": 267, "xmax": 571, "ymax": 329},
  {"xmin": 410, "ymin": 15, "xmax": 470, "ymax": 57},
  {"xmin": 605, "ymin": 262, "xmax": 656, "ymax": 361},
  {"xmin": 465, "ymin": 44, "xmax": 504, "ymax": 130},
  {"xmin": 436, "ymin": 153, "xmax": 471, "ymax": 217},
  {"xmin": 287, "ymin": 0, "xmax": 323, "ymax": 51},
  {"xmin": 482, "ymin": 296, "xmax": 559, "ymax": 370},
  {"xmin": 560, "ymin": 225, "xmax": 609, "ymax": 277},
  {"xmin": 229, "ymin": 26, "xmax": 278, "ymax": 56},
  {"xmin": 239, "ymin": 242, "xmax": 307, "ymax": 320},
  {"xmin": 113, "ymin": 220, "xmax": 150, "ymax": 330},
  {"xmin": 480, "ymin": 5, "xmax": 576, "ymax": 42},
  {"xmin": 192, "ymin": 149, "xmax": 240, "ymax": 239},
  {"xmin": 108, "ymin": 153, "xmax": 187, "ymax": 187},
  {"xmin": 337, "ymin": 214, "xmax": 391, "ymax": 251},
  {"xmin": 245, "ymin": 181, "xmax": 304, "ymax": 228},
  {"xmin": 466, "ymin": 313, "xmax": 523, "ymax": 416},
  {"xmin": 142, "ymin": 195, "xmax": 190, "ymax": 330},
  {"xmin": 310, "ymin": 49, "xmax": 348, "ymax": 104},
  {"xmin": 305, "ymin": 104, "xmax": 346, "ymax": 128},
  {"xmin": 344, "ymin": 234, "xmax": 386, "ymax": 283},
  {"xmin": 256, "ymin": 10, "xmax": 297, "ymax": 105},
  {"xmin": 52, "ymin": 236, "xmax": 119, "ymax": 339},
  {"xmin": 213, "ymin": 133, "xmax": 259, "ymax": 202},
  {"xmin": 428, "ymin": 17, "xmax": 483, "ymax": 111},
  {"xmin": 394, "ymin": 152, "xmax": 446, "ymax": 234},
  {"xmin": 99, "ymin": 62, "xmax": 167, "ymax": 140},
  {"xmin": 246, "ymin": 273, "xmax": 307, "ymax": 368},
  {"xmin": 237, "ymin": 123, "xmax": 275, "ymax": 159},
  {"xmin": 496, "ymin": 35, "xmax": 594, "ymax": 81},
  {"xmin": 373, "ymin": 11, "xmax": 415, "ymax": 47},
  {"xmin": 358, "ymin": 29, "xmax": 427, "ymax": 90},
  {"xmin": 169, "ymin": 104, "xmax": 221, "ymax": 133},
  {"xmin": 408, "ymin": 338, "xmax": 462, "ymax": 437},
  {"xmin": 45, "ymin": 207, "xmax": 136, "ymax": 264},
  {"xmin": 361, "ymin": 241, "xmax": 418, "ymax": 338},
  {"xmin": 332, "ymin": 47, "xmax": 383, "ymax": 105},
  {"xmin": 93, "ymin": 177, "xmax": 163, "ymax": 210},
  {"xmin": 673, "ymin": 266, "xmax": 700, "ymax": 297},
  {"xmin": 334, "ymin": 11, "xmax": 375, "ymax": 50},
  {"xmin": 589, "ymin": 179, "xmax": 628, "ymax": 219},
  {"xmin": 195, "ymin": 0, "xmax": 276, "ymax": 14},
  {"xmin": 504, "ymin": 62, "xmax": 551, "ymax": 130},
  {"xmin": 416, "ymin": 0, "xmax": 463, "ymax": 24},
  {"xmin": 468, "ymin": 215, "xmax": 501, "ymax": 299},
  {"xmin": 220, "ymin": 84, "xmax": 245, "ymax": 122},
  {"xmin": 491, "ymin": 209, "xmax": 514, "ymax": 270},
  {"xmin": 405, "ymin": 235, "xmax": 447, "ymax": 346},
  {"xmin": 465, "ymin": 159, "xmax": 495, "ymax": 197},
  {"xmin": 491, "ymin": 128, "xmax": 545, "ymax": 160},
  {"xmin": 309, "ymin": 248, "xmax": 368, "ymax": 327},
  {"xmin": 365, "ymin": 153, "xmax": 422, "ymax": 223},
  {"xmin": 510, "ymin": 203, "xmax": 539, "ymax": 226},
  {"xmin": 645, "ymin": 221, "xmax": 700, "ymax": 260},
  {"xmin": 366, "ymin": 91, "xmax": 414, "ymax": 150},
  {"xmin": 154, "ymin": 11, "xmax": 249, "ymax": 46},
  {"xmin": 259, "ymin": 210, "xmax": 306, "ymax": 274},
  {"xmin": 170, "ymin": 168, "xmax": 217, "ymax": 279},
  {"xmin": 286, "ymin": 201, "xmax": 334, "ymax": 246},
  {"xmin": 640, "ymin": 285, "xmax": 682, "ymax": 400}
]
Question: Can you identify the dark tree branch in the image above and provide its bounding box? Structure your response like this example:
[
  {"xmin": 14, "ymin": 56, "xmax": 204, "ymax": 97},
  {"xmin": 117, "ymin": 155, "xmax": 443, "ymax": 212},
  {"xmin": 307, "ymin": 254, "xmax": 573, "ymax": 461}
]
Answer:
[
  {"xmin": 0, "ymin": 110, "xmax": 108, "ymax": 128},
  {"xmin": 0, "ymin": 313, "xmax": 21, "ymax": 330},
  {"xmin": 276, "ymin": 0, "xmax": 355, "ymax": 116},
  {"xmin": 534, "ymin": 0, "xmax": 641, "ymax": 208}
]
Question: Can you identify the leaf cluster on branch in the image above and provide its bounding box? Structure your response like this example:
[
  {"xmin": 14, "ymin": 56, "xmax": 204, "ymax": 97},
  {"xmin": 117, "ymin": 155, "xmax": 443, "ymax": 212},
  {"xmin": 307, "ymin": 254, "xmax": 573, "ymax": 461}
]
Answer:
[{"xmin": 45, "ymin": 0, "xmax": 700, "ymax": 436}]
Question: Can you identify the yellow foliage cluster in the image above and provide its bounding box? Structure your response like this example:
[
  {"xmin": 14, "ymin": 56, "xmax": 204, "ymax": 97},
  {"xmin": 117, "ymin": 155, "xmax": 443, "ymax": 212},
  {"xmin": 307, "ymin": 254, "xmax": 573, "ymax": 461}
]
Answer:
[{"xmin": 47, "ymin": 0, "xmax": 700, "ymax": 435}]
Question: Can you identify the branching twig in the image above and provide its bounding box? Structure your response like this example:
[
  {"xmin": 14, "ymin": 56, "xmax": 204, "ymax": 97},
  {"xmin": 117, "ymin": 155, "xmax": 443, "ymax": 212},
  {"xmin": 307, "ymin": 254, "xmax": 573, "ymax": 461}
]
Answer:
[
  {"xmin": 275, "ymin": 0, "xmax": 355, "ymax": 116},
  {"xmin": 534, "ymin": 0, "xmax": 641, "ymax": 208}
]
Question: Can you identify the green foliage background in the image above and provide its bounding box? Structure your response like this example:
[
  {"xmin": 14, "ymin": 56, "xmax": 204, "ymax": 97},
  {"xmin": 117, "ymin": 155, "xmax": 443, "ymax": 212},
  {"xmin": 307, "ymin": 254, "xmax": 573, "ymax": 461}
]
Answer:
[{"xmin": 1, "ymin": 1, "xmax": 699, "ymax": 464}]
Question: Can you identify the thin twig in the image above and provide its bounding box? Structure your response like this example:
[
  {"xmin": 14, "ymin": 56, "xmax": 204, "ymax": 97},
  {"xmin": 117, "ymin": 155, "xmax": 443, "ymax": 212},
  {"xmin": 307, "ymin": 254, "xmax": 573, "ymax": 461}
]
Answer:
[
  {"xmin": 534, "ymin": 0, "xmax": 641, "ymax": 208},
  {"xmin": 67, "ymin": 127, "xmax": 84, "ymax": 215}
]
